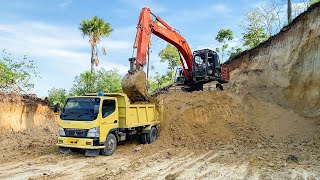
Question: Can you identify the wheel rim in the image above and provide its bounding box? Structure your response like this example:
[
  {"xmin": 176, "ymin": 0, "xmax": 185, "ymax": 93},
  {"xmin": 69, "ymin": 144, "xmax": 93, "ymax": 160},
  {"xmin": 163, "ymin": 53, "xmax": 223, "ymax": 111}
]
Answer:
[{"xmin": 107, "ymin": 138, "xmax": 115, "ymax": 151}]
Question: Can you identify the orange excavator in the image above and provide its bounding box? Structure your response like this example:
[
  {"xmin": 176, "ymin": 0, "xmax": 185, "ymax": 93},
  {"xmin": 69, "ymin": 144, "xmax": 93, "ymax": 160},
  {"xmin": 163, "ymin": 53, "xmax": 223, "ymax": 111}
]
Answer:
[{"xmin": 121, "ymin": 7, "xmax": 230, "ymax": 102}]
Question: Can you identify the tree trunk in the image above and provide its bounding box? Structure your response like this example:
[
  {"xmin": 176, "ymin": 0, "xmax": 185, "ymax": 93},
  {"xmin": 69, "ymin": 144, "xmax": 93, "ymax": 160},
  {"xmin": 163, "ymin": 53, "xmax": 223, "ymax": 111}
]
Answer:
[
  {"xmin": 288, "ymin": 0, "xmax": 292, "ymax": 24},
  {"xmin": 91, "ymin": 45, "xmax": 98, "ymax": 74},
  {"xmin": 171, "ymin": 68, "xmax": 175, "ymax": 83},
  {"xmin": 91, "ymin": 45, "xmax": 95, "ymax": 74}
]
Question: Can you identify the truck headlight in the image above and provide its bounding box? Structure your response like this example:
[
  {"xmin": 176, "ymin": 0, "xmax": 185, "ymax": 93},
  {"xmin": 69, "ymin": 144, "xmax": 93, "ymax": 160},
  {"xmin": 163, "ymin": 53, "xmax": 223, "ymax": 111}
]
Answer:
[
  {"xmin": 87, "ymin": 127, "xmax": 100, "ymax": 138},
  {"xmin": 59, "ymin": 126, "xmax": 65, "ymax": 136}
]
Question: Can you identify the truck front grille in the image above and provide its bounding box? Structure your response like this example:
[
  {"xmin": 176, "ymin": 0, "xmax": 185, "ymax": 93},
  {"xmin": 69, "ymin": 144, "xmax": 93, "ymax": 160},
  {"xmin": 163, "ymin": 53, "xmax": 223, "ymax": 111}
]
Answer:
[{"xmin": 64, "ymin": 129, "xmax": 88, "ymax": 138}]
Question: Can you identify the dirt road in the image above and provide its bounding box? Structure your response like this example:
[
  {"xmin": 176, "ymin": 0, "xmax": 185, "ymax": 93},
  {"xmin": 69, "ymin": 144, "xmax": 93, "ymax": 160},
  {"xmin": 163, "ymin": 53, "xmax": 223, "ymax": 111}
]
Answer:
[{"xmin": 0, "ymin": 142, "xmax": 319, "ymax": 180}]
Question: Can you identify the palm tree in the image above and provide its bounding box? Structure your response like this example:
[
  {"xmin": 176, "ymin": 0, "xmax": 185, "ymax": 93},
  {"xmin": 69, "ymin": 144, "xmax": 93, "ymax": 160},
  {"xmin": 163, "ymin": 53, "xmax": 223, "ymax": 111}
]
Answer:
[{"xmin": 80, "ymin": 16, "xmax": 113, "ymax": 74}]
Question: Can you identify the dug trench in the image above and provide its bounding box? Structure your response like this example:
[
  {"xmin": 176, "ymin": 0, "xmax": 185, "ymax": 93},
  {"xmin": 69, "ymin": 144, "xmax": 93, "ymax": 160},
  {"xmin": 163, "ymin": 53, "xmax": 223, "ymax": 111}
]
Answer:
[{"xmin": 0, "ymin": 3, "xmax": 320, "ymax": 180}]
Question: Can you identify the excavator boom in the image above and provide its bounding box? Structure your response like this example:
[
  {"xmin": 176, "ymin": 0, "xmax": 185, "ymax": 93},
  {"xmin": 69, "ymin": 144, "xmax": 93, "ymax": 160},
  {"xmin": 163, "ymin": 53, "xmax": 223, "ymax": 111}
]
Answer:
[
  {"xmin": 122, "ymin": 7, "xmax": 229, "ymax": 102},
  {"xmin": 122, "ymin": 8, "xmax": 194, "ymax": 102}
]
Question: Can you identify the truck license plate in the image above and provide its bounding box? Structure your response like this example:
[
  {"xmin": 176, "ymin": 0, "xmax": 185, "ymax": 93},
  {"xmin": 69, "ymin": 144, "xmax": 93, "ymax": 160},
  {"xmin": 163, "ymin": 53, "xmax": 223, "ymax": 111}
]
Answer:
[{"xmin": 67, "ymin": 138, "xmax": 78, "ymax": 143}]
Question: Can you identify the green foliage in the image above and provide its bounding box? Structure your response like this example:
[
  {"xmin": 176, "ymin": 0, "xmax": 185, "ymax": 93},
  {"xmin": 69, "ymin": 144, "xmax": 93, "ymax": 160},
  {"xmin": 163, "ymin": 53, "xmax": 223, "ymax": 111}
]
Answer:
[
  {"xmin": 69, "ymin": 68, "xmax": 122, "ymax": 96},
  {"xmin": 80, "ymin": 16, "xmax": 113, "ymax": 73},
  {"xmin": 228, "ymin": 47, "xmax": 243, "ymax": 59},
  {"xmin": 95, "ymin": 68, "xmax": 122, "ymax": 93},
  {"xmin": 148, "ymin": 71, "xmax": 172, "ymax": 94},
  {"xmin": 0, "ymin": 50, "xmax": 39, "ymax": 93},
  {"xmin": 79, "ymin": 16, "xmax": 113, "ymax": 45},
  {"xmin": 311, "ymin": 0, "xmax": 320, "ymax": 4},
  {"xmin": 158, "ymin": 44, "xmax": 181, "ymax": 82},
  {"xmin": 215, "ymin": 29, "xmax": 234, "ymax": 43},
  {"xmin": 48, "ymin": 88, "xmax": 68, "ymax": 106},
  {"xmin": 242, "ymin": 10, "xmax": 268, "ymax": 49},
  {"xmin": 215, "ymin": 29, "xmax": 234, "ymax": 61},
  {"xmin": 243, "ymin": 26, "xmax": 267, "ymax": 49},
  {"xmin": 70, "ymin": 71, "xmax": 97, "ymax": 95}
]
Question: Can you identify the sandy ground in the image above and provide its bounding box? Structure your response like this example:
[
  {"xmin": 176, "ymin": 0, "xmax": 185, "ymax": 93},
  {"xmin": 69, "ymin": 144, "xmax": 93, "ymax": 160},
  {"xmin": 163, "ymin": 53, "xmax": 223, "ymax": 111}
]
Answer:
[
  {"xmin": 0, "ymin": 140, "xmax": 319, "ymax": 179},
  {"xmin": 0, "ymin": 91, "xmax": 319, "ymax": 180}
]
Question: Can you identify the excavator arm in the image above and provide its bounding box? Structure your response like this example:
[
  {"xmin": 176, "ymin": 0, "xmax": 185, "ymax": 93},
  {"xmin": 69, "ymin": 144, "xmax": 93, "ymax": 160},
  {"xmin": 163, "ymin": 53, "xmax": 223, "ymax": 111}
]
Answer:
[
  {"xmin": 122, "ymin": 7, "xmax": 194, "ymax": 102},
  {"xmin": 133, "ymin": 8, "xmax": 193, "ymax": 80}
]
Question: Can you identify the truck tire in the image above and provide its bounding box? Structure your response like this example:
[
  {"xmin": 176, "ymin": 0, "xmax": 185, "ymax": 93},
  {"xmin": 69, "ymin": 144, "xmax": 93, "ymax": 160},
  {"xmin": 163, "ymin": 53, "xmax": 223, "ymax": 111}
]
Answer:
[
  {"xmin": 147, "ymin": 127, "xmax": 158, "ymax": 144},
  {"xmin": 59, "ymin": 147, "xmax": 71, "ymax": 154},
  {"xmin": 141, "ymin": 133, "xmax": 148, "ymax": 144},
  {"xmin": 101, "ymin": 133, "xmax": 117, "ymax": 156}
]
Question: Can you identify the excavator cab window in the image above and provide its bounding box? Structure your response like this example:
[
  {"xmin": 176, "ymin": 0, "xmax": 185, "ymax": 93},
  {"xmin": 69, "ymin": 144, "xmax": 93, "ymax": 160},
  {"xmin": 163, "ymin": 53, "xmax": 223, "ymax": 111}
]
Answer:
[
  {"xmin": 193, "ymin": 52, "xmax": 208, "ymax": 78},
  {"xmin": 174, "ymin": 68, "xmax": 185, "ymax": 85}
]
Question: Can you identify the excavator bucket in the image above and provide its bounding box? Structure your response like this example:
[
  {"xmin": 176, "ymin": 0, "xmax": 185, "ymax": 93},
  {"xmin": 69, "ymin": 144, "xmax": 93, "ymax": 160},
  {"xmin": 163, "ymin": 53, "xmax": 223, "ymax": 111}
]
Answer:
[{"xmin": 121, "ymin": 71, "xmax": 151, "ymax": 102}]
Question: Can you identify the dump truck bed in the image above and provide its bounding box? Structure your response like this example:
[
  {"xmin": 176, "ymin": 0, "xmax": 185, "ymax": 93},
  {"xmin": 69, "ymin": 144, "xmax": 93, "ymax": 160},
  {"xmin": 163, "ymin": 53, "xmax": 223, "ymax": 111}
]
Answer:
[{"xmin": 100, "ymin": 93, "xmax": 160, "ymax": 128}]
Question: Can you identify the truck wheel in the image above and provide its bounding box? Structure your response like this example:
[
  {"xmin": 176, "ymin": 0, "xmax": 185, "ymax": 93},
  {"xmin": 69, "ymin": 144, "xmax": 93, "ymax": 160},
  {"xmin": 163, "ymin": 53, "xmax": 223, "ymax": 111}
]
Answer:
[
  {"xmin": 59, "ymin": 147, "xmax": 71, "ymax": 154},
  {"xmin": 101, "ymin": 133, "xmax": 117, "ymax": 156},
  {"xmin": 141, "ymin": 133, "xmax": 148, "ymax": 144},
  {"xmin": 147, "ymin": 127, "xmax": 158, "ymax": 143},
  {"xmin": 70, "ymin": 148, "xmax": 81, "ymax": 153}
]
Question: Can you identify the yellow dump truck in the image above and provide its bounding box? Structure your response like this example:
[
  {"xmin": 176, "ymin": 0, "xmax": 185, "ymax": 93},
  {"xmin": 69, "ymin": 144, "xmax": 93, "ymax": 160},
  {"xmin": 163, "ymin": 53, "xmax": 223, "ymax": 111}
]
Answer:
[{"xmin": 55, "ymin": 93, "xmax": 162, "ymax": 156}]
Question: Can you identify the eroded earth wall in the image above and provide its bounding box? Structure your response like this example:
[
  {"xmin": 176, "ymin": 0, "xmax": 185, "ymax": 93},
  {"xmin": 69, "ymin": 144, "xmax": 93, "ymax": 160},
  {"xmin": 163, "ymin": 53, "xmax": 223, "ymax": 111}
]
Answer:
[
  {"xmin": 0, "ymin": 93, "xmax": 57, "ymax": 132},
  {"xmin": 226, "ymin": 3, "xmax": 320, "ymax": 118}
]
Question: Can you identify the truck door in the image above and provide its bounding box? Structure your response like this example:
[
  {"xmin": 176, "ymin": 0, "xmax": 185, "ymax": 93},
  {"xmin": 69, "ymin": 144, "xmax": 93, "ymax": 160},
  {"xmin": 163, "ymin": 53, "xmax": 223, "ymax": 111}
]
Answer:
[{"xmin": 100, "ymin": 99, "xmax": 119, "ymax": 143}]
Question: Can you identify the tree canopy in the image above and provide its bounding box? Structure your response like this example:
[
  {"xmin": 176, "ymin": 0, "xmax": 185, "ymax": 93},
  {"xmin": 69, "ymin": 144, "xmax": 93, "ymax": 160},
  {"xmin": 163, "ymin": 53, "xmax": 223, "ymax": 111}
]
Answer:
[
  {"xmin": 158, "ymin": 44, "xmax": 181, "ymax": 82},
  {"xmin": 242, "ymin": 9, "xmax": 268, "ymax": 49},
  {"xmin": 48, "ymin": 88, "xmax": 68, "ymax": 106},
  {"xmin": 0, "ymin": 50, "xmax": 39, "ymax": 93},
  {"xmin": 215, "ymin": 29, "xmax": 234, "ymax": 62},
  {"xmin": 69, "ymin": 68, "xmax": 122, "ymax": 96}
]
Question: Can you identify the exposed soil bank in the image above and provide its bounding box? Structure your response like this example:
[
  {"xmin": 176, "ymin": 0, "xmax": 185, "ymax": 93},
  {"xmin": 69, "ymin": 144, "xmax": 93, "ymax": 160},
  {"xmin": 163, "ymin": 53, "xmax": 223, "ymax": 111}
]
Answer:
[
  {"xmin": 0, "ymin": 92, "xmax": 57, "ymax": 132},
  {"xmin": 226, "ymin": 3, "xmax": 320, "ymax": 118}
]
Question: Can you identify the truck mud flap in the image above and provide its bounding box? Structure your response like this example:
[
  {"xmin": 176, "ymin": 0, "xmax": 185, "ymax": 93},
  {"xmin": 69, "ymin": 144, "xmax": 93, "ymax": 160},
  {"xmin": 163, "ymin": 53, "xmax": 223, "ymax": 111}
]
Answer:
[{"xmin": 85, "ymin": 149, "xmax": 100, "ymax": 157}]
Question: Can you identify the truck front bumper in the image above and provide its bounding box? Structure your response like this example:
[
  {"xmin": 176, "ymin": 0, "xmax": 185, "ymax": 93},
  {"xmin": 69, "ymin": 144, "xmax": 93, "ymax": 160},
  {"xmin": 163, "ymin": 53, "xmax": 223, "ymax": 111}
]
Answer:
[{"xmin": 56, "ymin": 137, "xmax": 104, "ymax": 149}]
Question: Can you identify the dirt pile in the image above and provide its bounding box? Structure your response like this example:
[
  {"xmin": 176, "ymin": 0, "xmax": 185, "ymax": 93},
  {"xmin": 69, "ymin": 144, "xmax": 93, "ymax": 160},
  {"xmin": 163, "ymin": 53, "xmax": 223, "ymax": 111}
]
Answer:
[
  {"xmin": 0, "ymin": 92, "xmax": 58, "ymax": 132},
  {"xmin": 225, "ymin": 3, "xmax": 320, "ymax": 118},
  {"xmin": 122, "ymin": 71, "xmax": 151, "ymax": 102},
  {"xmin": 153, "ymin": 91, "xmax": 319, "ymax": 151}
]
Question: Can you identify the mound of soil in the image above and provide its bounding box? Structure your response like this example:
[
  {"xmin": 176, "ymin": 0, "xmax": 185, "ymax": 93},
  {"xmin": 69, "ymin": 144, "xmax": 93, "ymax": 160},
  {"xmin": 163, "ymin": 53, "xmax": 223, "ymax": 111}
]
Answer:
[{"xmin": 151, "ymin": 91, "xmax": 319, "ymax": 151}]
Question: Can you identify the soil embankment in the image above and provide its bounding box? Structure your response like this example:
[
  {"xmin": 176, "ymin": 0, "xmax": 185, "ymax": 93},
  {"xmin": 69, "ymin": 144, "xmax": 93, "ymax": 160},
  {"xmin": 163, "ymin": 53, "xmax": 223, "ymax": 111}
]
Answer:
[
  {"xmin": 225, "ymin": 3, "xmax": 320, "ymax": 118},
  {"xmin": 0, "ymin": 93, "xmax": 58, "ymax": 163},
  {"xmin": 0, "ymin": 92, "xmax": 57, "ymax": 132}
]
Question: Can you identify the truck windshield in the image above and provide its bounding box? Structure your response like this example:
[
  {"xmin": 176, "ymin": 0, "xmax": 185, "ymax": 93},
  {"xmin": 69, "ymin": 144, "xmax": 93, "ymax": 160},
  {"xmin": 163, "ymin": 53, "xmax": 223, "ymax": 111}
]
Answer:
[{"xmin": 60, "ymin": 97, "xmax": 100, "ymax": 121}]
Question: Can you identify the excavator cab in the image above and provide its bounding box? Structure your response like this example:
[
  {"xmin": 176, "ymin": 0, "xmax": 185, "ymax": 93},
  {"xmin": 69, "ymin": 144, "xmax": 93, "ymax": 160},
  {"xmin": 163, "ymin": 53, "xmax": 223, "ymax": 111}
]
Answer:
[
  {"xmin": 174, "ymin": 49, "xmax": 227, "ymax": 91},
  {"xmin": 192, "ymin": 49, "xmax": 221, "ymax": 81}
]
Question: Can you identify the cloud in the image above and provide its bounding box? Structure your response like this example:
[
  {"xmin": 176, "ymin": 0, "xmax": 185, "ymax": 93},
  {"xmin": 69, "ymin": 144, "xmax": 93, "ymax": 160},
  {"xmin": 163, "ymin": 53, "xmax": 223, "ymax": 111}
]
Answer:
[
  {"xmin": 59, "ymin": 0, "xmax": 72, "ymax": 8},
  {"xmin": 0, "ymin": 21, "xmax": 133, "ymax": 96}
]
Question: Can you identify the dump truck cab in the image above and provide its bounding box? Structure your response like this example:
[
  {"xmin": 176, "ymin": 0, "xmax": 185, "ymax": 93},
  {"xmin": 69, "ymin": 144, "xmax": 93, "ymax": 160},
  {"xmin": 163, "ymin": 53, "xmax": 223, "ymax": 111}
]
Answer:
[{"xmin": 56, "ymin": 93, "xmax": 161, "ymax": 156}]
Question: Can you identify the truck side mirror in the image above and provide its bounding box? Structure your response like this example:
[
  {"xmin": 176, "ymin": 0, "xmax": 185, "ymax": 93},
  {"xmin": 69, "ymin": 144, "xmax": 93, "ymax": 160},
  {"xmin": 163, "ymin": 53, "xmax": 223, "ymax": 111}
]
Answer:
[
  {"xmin": 53, "ymin": 103, "xmax": 60, "ymax": 113},
  {"xmin": 94, "ymin": 105, "xmax": 99, "ymax": 114}
]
